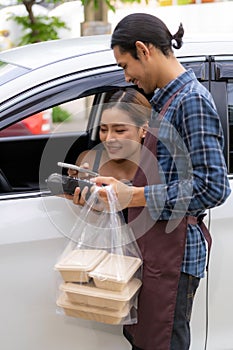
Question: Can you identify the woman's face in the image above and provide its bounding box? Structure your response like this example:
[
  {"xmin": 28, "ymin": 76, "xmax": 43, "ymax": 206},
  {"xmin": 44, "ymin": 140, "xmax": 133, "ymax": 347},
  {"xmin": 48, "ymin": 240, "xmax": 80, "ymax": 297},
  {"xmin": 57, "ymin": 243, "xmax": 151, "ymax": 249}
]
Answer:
[{"xmin": 99, "ymin": 107, "xmax": 145, "ymax": 161}]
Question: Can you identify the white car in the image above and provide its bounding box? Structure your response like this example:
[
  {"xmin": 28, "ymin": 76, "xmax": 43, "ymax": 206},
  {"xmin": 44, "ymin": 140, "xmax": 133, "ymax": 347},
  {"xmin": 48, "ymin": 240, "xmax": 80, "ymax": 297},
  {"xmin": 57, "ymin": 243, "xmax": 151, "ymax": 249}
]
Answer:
[{"xmin": 0, "ymin": 35, "xmax": 233, "ymax": 350}]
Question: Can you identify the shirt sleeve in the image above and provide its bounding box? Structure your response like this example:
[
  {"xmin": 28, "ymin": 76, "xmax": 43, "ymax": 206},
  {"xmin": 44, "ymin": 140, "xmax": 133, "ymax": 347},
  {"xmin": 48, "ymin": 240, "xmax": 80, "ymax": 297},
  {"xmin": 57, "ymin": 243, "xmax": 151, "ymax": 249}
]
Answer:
[{"xmin": 145, "ymin": 91, "xmax": 231, "ymax": 221}]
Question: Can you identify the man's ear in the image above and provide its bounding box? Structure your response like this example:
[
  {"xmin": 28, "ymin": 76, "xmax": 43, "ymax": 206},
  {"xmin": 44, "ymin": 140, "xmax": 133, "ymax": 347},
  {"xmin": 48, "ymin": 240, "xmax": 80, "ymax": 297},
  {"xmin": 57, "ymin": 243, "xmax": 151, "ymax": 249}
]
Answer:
[{"xmin": 135, "ymin": 41, "xmax": 150, "ymax": 59}]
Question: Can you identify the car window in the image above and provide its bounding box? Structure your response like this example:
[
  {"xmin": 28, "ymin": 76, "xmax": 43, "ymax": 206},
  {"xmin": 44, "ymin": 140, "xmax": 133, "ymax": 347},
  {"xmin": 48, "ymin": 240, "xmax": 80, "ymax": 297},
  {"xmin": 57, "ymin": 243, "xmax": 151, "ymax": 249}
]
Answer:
[
  {"xmin": 51, "ymin": 96, "xmax": 94, "ymax": 134},
  {"xmin": 0, "ymin": 96, "xmax": 94, "ymax": 137},
  {"xmin": 228, "ymin": 80, "xmax": 233, "ymax": 173}
]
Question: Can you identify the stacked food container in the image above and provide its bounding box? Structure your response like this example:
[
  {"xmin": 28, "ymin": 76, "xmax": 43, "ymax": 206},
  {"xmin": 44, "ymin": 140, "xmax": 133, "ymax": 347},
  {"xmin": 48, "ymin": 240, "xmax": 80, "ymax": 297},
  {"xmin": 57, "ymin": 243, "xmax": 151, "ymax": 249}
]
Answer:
[{"xmin": 55, "ymin": 249, "xmax": 142, "ymax": 324}]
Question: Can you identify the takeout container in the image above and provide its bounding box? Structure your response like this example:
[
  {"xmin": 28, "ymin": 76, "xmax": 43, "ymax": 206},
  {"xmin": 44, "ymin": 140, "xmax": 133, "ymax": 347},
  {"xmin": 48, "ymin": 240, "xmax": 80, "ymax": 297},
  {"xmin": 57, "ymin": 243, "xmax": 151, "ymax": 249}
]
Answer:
[
  {"xmin": 57, "ymin": 292, "xmax": 131, "ymax": 324},
  {"xmin": 60, "ymin": 278, "xmax": 142, "ymax": 310},
  {"xmin": 55, "ymin": 249, "xmax": 108, "ymax": 282},
  {"xmin": 89, "ymin": 253, "xmax": 142, "ymax": 291}
]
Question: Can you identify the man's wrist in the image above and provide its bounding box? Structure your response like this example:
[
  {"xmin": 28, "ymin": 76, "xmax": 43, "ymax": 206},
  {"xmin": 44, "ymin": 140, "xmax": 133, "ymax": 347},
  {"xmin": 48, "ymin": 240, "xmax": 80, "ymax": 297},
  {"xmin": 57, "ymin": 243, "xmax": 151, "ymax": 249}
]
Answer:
[{"xmin": 129, "ymin": 186, "xmax": 146, "ymax": 207}]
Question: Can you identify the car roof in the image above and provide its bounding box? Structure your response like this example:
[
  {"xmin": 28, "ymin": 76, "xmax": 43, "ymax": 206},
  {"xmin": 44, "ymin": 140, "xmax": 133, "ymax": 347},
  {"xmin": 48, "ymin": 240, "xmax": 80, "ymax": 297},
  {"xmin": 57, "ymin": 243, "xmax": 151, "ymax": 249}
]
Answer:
[
  {"xmin": 0, "ymin": 34, "xmax": 232, "ymax": 107},
  {"xmin": 0, "ymin": 35, "xmax": 117, "ymax": 104},
  {"xmin": 179, "ymin": 35, "xmax": 233, "ymax": 59},
  {"xmin": 0, "ymin": 35, "xmax": 112, "ymax": 70},
  {"xmin": 0, "ymin": 34, "xmax": 233, "ymax": 70}
]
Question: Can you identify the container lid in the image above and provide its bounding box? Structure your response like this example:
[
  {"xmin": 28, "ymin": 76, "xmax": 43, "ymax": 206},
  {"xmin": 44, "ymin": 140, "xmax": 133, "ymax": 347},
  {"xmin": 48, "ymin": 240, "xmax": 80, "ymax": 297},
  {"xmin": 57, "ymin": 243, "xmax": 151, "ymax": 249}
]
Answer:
[
  {"xmin": 60, "ymin": 278, "xmax": 142, "ymax": 301},
  {"xmin": 57, "ymin": 292, "xmax": 130, "ymax": 317},
  {"xmin": 89, "ymin": 254, "xmax": 142, "ymax": 283},
  {"xmin": 55, "ymin": 249, "xmax": 108, "ymax": 271}
]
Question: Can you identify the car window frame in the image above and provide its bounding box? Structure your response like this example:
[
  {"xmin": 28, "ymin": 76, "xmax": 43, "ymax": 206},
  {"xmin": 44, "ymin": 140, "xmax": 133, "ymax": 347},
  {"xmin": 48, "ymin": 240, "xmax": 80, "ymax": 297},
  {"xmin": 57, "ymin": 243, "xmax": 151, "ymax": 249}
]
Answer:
[{"xmin": 0, "ymin": 66, "xmax": 126, "ymax": 130}]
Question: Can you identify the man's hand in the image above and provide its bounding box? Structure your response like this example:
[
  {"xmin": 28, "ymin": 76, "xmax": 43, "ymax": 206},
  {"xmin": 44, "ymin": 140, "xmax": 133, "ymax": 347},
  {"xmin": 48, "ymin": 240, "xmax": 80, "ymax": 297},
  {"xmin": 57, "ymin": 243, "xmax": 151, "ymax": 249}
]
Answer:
[{"xmin": 90, "ymin": 176, "xmax": 146, "ymax": 210}]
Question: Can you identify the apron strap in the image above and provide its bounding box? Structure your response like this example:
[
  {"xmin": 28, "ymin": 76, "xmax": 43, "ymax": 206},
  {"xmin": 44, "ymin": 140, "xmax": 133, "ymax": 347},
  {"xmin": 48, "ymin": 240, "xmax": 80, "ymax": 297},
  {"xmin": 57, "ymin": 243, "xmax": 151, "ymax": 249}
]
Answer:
[{"xmin": 187, "ymin": 215, "xmax": 212, "ymax": 270}]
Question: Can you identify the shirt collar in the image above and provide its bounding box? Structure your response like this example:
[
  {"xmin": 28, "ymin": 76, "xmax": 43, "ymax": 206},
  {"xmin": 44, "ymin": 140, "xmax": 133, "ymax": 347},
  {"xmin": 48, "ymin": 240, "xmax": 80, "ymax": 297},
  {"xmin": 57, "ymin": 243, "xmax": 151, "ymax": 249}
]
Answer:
[{"xmin": 150, "ymin": 69, "xmax": 196, "ymax": 112}]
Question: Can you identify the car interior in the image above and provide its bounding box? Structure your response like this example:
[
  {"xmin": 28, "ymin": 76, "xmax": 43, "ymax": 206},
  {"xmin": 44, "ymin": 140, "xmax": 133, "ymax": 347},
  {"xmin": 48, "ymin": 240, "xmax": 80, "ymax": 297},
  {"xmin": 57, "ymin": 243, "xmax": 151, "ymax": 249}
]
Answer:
[{"xmin": 0, "ymin": 86, "xmax": 145, "ymax": 195}]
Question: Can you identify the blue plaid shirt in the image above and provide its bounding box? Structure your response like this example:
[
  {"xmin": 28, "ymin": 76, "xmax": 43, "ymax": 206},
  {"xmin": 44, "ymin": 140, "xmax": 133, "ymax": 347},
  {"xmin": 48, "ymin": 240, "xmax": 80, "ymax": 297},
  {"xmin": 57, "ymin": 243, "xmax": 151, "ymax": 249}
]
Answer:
[{"xmin": 144, "ymin": 69, "xmax": 231, "ymax": 278}]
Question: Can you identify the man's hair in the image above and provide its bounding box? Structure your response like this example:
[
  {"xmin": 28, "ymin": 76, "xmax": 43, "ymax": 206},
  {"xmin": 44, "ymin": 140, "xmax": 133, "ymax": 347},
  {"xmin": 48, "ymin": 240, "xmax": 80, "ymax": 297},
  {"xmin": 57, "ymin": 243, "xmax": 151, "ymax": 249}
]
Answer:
[{"xmin": 111, "ymin": 13, "xmax": 184, "ymax": 58}]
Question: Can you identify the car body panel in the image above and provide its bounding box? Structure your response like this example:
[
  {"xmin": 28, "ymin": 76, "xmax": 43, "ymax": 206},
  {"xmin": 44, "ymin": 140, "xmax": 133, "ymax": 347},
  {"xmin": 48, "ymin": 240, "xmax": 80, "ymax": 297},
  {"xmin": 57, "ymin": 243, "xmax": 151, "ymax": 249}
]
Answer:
[{"xmin": 1, "ymin": 35, "xmax": 233, "ymax": 104}]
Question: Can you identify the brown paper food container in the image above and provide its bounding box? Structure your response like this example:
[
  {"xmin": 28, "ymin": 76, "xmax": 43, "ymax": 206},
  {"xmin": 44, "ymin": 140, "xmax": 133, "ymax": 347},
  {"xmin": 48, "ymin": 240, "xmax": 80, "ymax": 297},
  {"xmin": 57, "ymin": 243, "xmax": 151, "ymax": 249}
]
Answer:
[
  {"xmin": 55, "ymin": 249, "xmax": 108, "ymax": 282},
  {"xmin": 57, "ymin": 292, "xmax": 131, "ymax": 324},
  {"xmin": 89, "ymin": 254, "xmax": 142, "ymax": 291},
  {"xmin": 60, "ymin": 278, "xmax": 142, "ymax": 310}
]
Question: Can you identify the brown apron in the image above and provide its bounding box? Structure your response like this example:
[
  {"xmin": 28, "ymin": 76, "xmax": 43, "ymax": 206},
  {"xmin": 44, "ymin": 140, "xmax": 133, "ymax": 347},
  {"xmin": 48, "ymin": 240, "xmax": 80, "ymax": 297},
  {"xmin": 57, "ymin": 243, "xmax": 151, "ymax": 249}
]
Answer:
[{"xmin": 124, "ymin": 91, "xmax": 212, "ymax": 350}]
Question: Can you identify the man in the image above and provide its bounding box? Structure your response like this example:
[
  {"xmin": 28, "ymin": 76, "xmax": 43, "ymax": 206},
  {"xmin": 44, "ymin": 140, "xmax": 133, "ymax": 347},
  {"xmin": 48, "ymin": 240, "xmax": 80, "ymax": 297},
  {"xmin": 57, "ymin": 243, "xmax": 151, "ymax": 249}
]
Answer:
[{"xmin": 91, "ymin": 13, "xmax": 231, "ymax": 350}]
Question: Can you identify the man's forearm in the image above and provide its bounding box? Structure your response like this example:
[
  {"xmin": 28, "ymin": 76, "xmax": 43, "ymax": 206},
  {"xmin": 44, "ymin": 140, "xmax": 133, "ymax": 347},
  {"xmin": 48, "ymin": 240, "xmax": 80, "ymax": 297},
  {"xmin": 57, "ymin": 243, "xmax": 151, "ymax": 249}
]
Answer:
[{"xmin": 129, "ymin": 186, "xmax": 147, "ymax": 207}]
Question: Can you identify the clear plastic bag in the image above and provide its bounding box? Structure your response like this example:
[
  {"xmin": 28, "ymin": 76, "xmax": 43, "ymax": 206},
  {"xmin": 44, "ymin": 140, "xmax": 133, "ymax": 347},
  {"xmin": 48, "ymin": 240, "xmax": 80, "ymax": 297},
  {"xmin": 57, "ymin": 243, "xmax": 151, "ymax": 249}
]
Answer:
[{"xmin": 55, "ymin": 185, "xmax": 143, "ymax": 325}]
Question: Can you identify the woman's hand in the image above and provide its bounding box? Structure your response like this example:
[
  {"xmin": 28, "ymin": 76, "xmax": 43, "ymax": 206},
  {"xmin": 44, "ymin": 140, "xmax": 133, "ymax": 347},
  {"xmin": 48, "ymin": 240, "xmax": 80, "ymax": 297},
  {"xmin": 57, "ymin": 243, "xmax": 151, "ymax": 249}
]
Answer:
[
  {"xmin": 67, "ymin": 168, "xmax": 78, "ymax": 177},
  {"xmin": 72, "ymin": 185, "xmax": 106, "ymax": 212},
  {"xmin": 66, "ymin": 162, "xmax": 92, "ymax": 206},
  {"xmin": 72, "ymin": 185, "xmax": 90, "ymax": 206},
  {"xmin": 67, "ymin": 162, "xmax": 90, "ymax": 178}
]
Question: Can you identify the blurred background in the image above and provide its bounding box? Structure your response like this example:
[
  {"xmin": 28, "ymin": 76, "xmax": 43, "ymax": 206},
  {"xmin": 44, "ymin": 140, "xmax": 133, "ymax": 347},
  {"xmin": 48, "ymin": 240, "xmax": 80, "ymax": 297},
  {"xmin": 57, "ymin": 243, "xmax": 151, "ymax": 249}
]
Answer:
[{"xmin": 0, "ymin": 0, "xmax": 232, "ymax": 52}]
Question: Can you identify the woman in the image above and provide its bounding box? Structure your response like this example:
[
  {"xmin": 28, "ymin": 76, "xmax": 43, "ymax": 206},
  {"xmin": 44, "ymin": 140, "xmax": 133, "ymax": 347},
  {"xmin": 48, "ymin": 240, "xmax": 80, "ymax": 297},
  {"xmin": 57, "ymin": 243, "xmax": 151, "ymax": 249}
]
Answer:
[{"xmin": 68, "ymin": 88, "xmax": 151, "ymax": 204}]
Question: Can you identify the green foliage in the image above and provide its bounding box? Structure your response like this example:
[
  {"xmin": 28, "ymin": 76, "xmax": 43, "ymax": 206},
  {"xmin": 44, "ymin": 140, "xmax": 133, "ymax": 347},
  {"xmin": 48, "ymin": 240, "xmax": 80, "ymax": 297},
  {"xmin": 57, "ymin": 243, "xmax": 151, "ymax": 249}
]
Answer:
[
  {"xmin": 52, "ymin": 106, "xmax": 71, "ymax": 123},
  {"xmin": 7, "ymin": 0, "xmax": 145, "ymax": 46},
  {"xmin": 10, "ymin": 14, "xmax": 69, "ymax": 45},
  {"xmin": 7, "ymin": 0, "xmax": 69, "ymax": 45}
]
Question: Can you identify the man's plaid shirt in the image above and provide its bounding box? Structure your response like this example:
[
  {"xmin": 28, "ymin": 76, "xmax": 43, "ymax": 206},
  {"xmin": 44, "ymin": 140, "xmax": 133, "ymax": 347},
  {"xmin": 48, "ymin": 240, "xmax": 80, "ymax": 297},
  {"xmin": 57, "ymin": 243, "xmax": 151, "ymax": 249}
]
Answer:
[{"xmin": 145, "ymin": 69, "xmax": 231, "ymax": 278}]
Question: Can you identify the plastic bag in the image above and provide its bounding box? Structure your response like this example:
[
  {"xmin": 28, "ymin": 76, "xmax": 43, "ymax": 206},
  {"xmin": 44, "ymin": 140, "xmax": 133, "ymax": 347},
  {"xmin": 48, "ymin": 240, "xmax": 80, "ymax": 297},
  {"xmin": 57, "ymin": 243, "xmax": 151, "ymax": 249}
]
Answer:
[{"xmin": 55, "ymin": 185, "xmax": 143, "ymax": 325}]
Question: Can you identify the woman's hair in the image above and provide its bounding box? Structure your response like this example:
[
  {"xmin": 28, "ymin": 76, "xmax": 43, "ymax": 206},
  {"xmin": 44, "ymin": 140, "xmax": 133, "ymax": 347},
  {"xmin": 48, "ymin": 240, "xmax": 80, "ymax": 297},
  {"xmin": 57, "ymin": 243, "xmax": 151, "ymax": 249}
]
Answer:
[
  {"xmin": 111, "ymin": 13, "xmax": 184, "ymax": 58},
  {"xmin": 103, "ymin": 88, "xmax": 151, "ymax": 126}
]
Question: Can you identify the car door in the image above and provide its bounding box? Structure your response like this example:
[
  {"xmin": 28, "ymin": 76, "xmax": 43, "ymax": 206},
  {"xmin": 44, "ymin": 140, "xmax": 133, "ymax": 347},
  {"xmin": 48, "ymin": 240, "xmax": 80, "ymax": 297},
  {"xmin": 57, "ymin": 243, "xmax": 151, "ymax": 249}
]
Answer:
[
  {"xmin": 196, "ymin": 57, "xmax": 233, "ymax": 350},
  {"xmin": 176, "ymin": 56, "xmax": 233, "ymax": 350},
  {"xmin": 0, "ymin": 66, "xmax": 136, "ymax": 350},
  {"xmin": 183, "ymin": 56, "xmax": 233, "ymax": 350}
]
